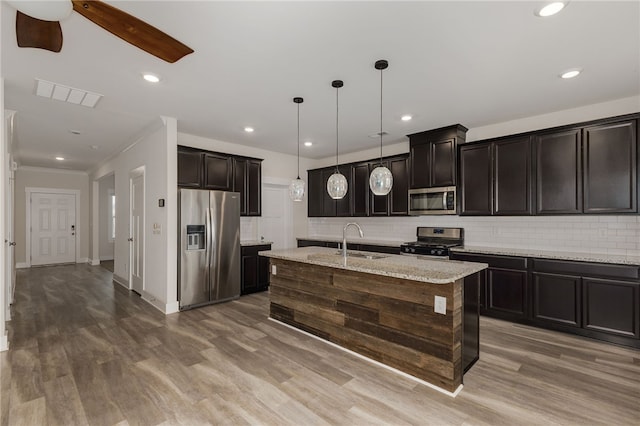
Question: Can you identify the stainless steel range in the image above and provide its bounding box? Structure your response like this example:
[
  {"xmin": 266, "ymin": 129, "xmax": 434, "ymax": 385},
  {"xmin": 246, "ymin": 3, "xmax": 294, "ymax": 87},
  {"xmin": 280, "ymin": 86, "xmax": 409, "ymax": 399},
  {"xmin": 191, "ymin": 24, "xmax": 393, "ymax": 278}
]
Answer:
[{"xmin": 400, "ymin": 227, "xmax": 464, "ymax": 258}]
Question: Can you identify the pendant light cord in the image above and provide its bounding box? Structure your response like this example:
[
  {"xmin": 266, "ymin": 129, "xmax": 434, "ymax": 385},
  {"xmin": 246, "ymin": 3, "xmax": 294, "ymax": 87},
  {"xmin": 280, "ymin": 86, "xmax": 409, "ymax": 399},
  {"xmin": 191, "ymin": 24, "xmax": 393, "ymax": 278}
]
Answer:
[
  {"xmin": 297, "ymin": 102, "xmax": 300, "ymax": 179},
  {"xmin": 336, "ymin": 85, "xmax": 340, "ymax": 173},
  {"xmin": 379, "ymin": 65, "xmax": 383, "ymax": 166}
]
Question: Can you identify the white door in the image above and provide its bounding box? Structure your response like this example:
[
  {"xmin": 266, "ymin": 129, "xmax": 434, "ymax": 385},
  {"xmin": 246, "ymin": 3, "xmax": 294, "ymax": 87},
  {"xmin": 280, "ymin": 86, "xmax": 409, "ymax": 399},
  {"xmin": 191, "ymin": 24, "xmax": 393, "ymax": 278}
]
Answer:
[
  {"xmin": 260, "ymin": 184, "xmax": 291, "ymax": 249},
  {"xmin": 30, "ymin": 192, "xmax": 76, "ymax": 265},
  {"xmin": 130, "ymin": 173, "xmax": 144, "ymax": 294},
  {"xmin": 6, "ymin": 166, "xmax": 15, "ymax": 307}
]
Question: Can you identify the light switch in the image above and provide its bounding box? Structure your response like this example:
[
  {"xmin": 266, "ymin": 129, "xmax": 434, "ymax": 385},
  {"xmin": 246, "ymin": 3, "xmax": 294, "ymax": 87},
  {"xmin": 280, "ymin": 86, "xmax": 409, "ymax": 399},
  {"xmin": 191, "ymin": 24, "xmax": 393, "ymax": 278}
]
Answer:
[
  {"xmin": 434, "ymin": 296, "xmax": 447, "ymax": 315},
  {"xmin": 271, "ymin": 265, "xmax": 277, "ymax": 275},
  {"xmin": 152, "ymin": 223, "xmax": 161, "ymax": 235}
]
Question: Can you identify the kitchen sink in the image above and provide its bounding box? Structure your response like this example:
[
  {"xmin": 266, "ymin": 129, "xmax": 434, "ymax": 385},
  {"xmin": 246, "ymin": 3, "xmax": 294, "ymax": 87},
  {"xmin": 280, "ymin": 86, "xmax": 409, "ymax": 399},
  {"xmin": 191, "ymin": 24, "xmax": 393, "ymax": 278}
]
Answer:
[{"xmin": 335, "ymin": 251, "xmax": 388, "ymax": 260}]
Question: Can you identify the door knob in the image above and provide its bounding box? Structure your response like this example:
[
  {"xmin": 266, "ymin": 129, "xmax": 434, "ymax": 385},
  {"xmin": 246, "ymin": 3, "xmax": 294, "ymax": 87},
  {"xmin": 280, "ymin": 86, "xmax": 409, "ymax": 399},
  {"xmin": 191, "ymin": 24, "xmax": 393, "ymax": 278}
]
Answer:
[
  {"xmin": 9, "ymin": 242, "xmax": 16, "ymax": 246},
  {"xmin": 128, "ymin": 237, "xmax": 133, "ymax": 242}
]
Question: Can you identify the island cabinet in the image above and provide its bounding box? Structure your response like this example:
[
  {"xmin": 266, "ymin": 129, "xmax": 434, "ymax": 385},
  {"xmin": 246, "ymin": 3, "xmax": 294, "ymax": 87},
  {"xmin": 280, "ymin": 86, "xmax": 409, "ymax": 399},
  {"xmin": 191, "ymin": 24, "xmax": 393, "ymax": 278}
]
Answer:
[
  {"xmin": 240, "ymin": 244, "xmax": 272, "ymax": 295},
  {"xmin": 459, "ymin": 136, "xmax": 533, "ymax": 216},
  {"xmin": 178, "ymin": 146, "xmax": 263, "ymax": 216},
  {"xmin": 409, "ymin": 124, "xmax": 468, "ymax": 189},
  {"xmin": 263, "ymin": 247, "xmax": 486, "ymax": 393}
]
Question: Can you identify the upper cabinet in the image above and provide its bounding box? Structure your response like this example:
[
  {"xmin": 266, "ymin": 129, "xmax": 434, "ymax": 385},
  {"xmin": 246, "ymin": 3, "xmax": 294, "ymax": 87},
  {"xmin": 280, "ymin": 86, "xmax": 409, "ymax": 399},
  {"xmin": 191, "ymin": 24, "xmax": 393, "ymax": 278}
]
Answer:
[
  {"xmin": 409, "ymin": 124, "xmax": 468, "ymax": 189},
  {"xmin": 582, "ymin": 120, "xmax": 637, "ymax": 213},
  {"xmin": 307, "ymin": 154, "xmax": 409, "ymax": 218},
  {"xmin": 177, "ymin": 146, "xmax": 263, "ymax": 216},
  {"xmin": 460, "ymin": 114, "xmax": 638, "ymax": 216}
]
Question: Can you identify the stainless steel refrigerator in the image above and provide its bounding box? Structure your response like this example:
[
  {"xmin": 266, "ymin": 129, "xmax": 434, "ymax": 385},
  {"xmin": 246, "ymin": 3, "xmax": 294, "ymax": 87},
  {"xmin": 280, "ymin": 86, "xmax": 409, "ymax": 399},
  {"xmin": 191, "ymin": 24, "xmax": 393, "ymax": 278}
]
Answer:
[{"xmin": 178, "ymin": 189, "xmax": 241, "ymax": 310}]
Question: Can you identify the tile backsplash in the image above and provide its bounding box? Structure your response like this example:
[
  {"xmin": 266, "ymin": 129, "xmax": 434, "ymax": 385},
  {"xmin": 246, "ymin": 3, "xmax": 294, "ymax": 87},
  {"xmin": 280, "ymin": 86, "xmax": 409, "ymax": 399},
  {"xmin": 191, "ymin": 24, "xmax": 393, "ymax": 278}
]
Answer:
[{"xmin": 308, "ymin": 215, "xmax": 640, "ymax": 256}]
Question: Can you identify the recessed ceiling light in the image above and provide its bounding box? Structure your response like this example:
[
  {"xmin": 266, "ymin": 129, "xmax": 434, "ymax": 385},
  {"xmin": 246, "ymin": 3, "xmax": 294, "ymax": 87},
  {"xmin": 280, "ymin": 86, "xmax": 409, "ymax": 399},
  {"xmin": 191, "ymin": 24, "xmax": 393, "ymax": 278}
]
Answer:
[
  {"xmin": 69, "ymin": 129, "xmax": 81, "ymax": 135},
  {"xmin": 142, "ymin": 73, "xmax": 160, "ymax": 83},
  {"xmin": 560, "ymin": 69, "xmax": 581, "ymax": 79},
  {"xmin": 304, "ymin": 141, "xmax": 313, "ymax": 147},
  {"xmin": 536, "ymin": 2, "xmax": 566, "ymax": 17},
  {"xmin": 401, "ymin": 115, "xmax": 412, "ymax": 122},
  {"xmin": 244, "ymin": 127, "xmax": 254, "ymax": 133},
  {"xmin": 55, "ymin": 156, "xmax": 65, "ymax": 161},
  {"xmin": 90, "ymin": 145, "xmax": 99, "ymax": 150}
]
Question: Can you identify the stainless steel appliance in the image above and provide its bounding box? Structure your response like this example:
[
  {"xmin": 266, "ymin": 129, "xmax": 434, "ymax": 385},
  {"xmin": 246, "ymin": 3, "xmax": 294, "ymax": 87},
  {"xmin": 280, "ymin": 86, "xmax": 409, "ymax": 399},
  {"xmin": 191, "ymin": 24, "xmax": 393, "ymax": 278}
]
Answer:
[
  {"xmin": 408, "ymin": 186, "xmax": 457, "ymax": 215},
  {"xmin": 400, "ymin": 227, "xmax": 464, "ymax": 258},
  {"xmin": 178, "ymin": 189, "xmax": 241, "ymax": 310}
]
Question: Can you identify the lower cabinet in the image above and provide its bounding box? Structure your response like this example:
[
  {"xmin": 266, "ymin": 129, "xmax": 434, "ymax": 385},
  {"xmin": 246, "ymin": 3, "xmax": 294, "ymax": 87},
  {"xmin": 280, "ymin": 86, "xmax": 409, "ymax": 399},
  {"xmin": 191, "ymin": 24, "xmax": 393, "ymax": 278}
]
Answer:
[
  {"xmin": 450, "ymin": 251, "xmax": 640, "ymax": 348},
  {"xmin": 241, "ymin": 244, "xmax": 272, "ymax": 295}
]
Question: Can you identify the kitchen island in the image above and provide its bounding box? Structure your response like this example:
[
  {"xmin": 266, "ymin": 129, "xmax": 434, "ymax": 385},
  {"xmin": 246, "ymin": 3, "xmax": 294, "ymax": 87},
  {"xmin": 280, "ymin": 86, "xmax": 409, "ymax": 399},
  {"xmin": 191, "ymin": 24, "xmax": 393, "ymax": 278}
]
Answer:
[{"xmin": 261, "ymin": 246, "xmax": 487, "ymax": 395}]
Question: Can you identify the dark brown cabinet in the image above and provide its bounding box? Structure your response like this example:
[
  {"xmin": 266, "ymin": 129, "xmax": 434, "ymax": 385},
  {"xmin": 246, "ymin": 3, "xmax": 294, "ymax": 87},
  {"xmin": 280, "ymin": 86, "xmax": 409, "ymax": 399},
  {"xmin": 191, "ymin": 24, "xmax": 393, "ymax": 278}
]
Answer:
[
  {"xmin": 451, "ymin": 251, "xmax": 640, "ymax": 348},
  {"xmin": 449, "ymin": 252, "xmax": 528, "ymax": 321},
  {"xmin": 307, "ymin": 154, "xmax": 408, "ymax": 218},
  {"xmin": 177, "ymin": 148, "xmax": 202, "ymax": 188},
  {"xmin": 494, "ymin": 137, "xmax": 532, "ymax": 215},
  {"xmin": 351, "ymin": 162, "xmax": 370, "ymax": 217},
  {"xmin": 241, "ymin": 244, "xmax": 272, "ymax": 295},
  {"xmin": 583, "ymin": 120, "xmax": 637, "ymax": 213},
  {"xmin": 532, "ymin": 272, "xmax": 581, "ymax": 328},
  {"xmin": 583, "ymin": 278, "xmax": 639, "ymax": 338},
  {"xmin": 204, "ymin": 153, "xmax": 233, "ymax": 191},
  {"xmin": 535, "ymin": 129, "xmax": 582, "ymax": 214},
  {"xmin": 459, "ymin": 143, "xmax": 492, "ymax": 215},
  {"xmin": 409, "ymin": 124, "xmax": 467, "ymax": 189},
  {"xmin": 370, "ymin": 155, "xmax": 409, "ymax": 216},
  {"xmin": 177, "ymin": 146, "xmax": 262, "ymax": 216}
]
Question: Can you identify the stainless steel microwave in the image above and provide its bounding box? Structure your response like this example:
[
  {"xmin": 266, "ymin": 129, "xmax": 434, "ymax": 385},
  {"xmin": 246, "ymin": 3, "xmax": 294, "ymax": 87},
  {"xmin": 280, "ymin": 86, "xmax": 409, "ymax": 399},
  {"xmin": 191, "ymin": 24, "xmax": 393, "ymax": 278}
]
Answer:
[{"xmin": 408, "ymin": 186, "xmax": 457, "ymax": 215}]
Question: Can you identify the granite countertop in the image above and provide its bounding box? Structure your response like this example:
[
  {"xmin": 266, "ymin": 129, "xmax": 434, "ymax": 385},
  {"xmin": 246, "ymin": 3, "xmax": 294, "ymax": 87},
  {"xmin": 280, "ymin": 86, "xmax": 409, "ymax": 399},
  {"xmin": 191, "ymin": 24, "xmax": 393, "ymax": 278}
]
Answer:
[
  {"xmin": 241, "ymin": 240, "xmax": 273, "ymax": 247},
  {"xmin": 262, "ymin": 246, "xmax": 487, "ymax": 284},
  {"xmin": 451, "ymin": 246, "xmax": 640, "ymax": 266},
  {"xmin": 297, "ymin": 236, "xmax": 404, "ymax": 247}
]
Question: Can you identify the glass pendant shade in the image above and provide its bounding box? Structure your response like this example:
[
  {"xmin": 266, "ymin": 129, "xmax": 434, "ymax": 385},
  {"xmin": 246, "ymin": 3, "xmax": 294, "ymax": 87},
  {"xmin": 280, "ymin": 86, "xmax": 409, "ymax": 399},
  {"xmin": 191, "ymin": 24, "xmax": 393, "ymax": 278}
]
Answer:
[
  {"xmin": 289, "ymin": 178, "xmax": 305, "ymax": 202},
  {"xmin": 327, "ymin": 171, "xmax": 348, "ymax": 199},
  {"xmin": 369, "ymin": 165, "xmax": 393, "ymax": 196}
]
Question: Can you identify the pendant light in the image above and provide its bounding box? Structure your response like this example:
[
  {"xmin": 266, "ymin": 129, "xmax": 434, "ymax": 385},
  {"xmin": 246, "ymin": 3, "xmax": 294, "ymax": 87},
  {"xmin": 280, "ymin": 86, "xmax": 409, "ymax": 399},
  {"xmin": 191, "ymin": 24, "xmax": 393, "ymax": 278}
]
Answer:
[
  {"xmin": 369, "ymin": 59, "xmax": 393, "ymax": 196},
  {"xmin": 289, "ymin": 97, "xmax": 306, "ymax": 202},
  {"xmin": 327, "ymin": 80, "xmax": 348, "ymax": 200}
]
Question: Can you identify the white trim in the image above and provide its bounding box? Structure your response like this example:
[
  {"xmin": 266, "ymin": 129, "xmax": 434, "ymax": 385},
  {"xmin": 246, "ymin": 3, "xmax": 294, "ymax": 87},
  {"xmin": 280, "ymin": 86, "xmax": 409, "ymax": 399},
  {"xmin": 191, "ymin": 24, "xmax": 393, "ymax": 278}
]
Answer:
[
  {"xmin": 18, "ymin": 165, "xmax": 88, "ymax": 175},
  {"xmin": 25, "ymin": 187, "xmax": 81, "ymax": 268},
  {"xmin": 99, "ymin": 255, "xmax": 114, "ymax": 261},
  {"xmin": 0, "ymin": 332, "xmax": 8, "ymax": 352},
  {"xmin": 107, "ymin": 188, "xmax": 116, "ymax": 243},
  {"xmin": 113, "ymin": 273, "xmax": 129, "ymax": 288},
  {"xmin": 129, "ymin": 167, "xmax": 145, "ymax": 294},
  {"xmin": 268, "ymin": 317, "xmax": 464, "ymax": 398},
  {"xmin": 16, "ymin": 262, "xmax": 28, "ymax": 269},
  {"xmin": 141, "ymin": 291, "xmax": 179, "ymax": 314},
  {"xmin": 89, "ymin": 258, "xmax": 100, "ymax": 266},
  {"xmin": 262, "ymin": 176, "xmax": 292, "ymax": 186},
  {"xmin": 77, "ymin": 257, "xmax": 89, "ymax": 264}
]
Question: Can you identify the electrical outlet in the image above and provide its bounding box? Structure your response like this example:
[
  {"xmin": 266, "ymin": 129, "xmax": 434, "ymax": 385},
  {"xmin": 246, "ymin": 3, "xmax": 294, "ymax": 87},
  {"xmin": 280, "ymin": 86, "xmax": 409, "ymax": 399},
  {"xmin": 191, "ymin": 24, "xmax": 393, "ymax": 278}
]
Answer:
[
  {"xmin": 271, "ymin": 265, "xmax": 277, "ymax": 275},
  {"xmin": 434, "ymin": 296, "xmax": 447, "ymax": 315}
]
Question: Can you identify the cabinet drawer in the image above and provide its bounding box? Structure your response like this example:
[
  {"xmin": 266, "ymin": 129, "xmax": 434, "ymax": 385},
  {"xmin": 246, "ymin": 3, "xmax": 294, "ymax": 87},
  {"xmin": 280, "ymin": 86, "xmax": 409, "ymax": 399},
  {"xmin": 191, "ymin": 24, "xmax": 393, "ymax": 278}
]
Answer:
[
  {"xmin": 451, "ymin": 252, "xmax": 527, "ymax": 270},
  {"xmin": 532, "ymin": 259, "xmax": 640, "ymax": 280}
]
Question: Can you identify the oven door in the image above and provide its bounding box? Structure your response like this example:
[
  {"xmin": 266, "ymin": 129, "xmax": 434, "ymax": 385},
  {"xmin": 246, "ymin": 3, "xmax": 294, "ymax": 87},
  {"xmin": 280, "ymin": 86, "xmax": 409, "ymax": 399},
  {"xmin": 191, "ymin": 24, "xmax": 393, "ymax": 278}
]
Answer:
[{"xmin": 408, "ymin": 186, "xmax": 457, "ymax": 215}]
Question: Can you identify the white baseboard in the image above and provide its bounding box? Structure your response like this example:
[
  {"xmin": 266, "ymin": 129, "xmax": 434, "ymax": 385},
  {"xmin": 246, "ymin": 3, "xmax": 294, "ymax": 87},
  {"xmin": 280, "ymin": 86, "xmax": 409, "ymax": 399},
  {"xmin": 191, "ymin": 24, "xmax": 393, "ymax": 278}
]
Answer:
[
  {"xmin": 112, "ymin": 274, "xmax": 129, "ymax": 288},
  {"xmin": 0, "ymin": 332, "xmax": 8, "ymax": 352},
  {"xmin": 141, "ymin": 292, "xmax": 179, "ymax": 315},
  {"xmin": 99, "ymin": 255, "xmax": 114, "ymax": 261},
  {"xmin": 89, "ymin": 258, "xmax": 100, "ymax": 266},
  {"xmin": 77, "ymin": 257, "xmax": 89, "ymax": 264},
  {"xmin": 16, "ymin": 262, "xmax": 28, "ymax": 269}
]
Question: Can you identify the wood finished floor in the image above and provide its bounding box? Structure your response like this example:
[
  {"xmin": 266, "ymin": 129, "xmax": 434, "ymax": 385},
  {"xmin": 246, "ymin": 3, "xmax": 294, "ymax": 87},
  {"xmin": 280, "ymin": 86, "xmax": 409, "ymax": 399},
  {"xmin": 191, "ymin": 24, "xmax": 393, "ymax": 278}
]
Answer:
[{"xmin": 1, "ymin": 264, "xmax": 639, "ymax": 426}]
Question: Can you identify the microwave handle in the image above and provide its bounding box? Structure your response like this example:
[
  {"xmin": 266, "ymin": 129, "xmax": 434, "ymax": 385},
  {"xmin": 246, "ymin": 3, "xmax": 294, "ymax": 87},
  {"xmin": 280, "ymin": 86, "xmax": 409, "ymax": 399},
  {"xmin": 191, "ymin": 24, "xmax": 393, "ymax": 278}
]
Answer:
[{"xmin": 443, "ymin": 192, "xmax": 448, "ymax": 210}]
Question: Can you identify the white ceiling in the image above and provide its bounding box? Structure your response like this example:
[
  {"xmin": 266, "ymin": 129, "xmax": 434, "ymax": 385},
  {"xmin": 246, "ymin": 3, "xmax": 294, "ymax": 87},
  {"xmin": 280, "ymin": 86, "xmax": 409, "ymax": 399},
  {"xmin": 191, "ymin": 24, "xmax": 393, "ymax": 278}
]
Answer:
[{"xmin": 2, "ymin": 1, "xmax": 639, "ymax": 172}]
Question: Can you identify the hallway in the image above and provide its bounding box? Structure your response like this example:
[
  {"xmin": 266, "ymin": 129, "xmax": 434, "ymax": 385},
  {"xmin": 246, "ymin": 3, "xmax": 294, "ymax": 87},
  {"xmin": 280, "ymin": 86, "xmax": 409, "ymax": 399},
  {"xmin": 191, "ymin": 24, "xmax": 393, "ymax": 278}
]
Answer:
[{"xmin": 1, "ymin": 264, "xmax": 639, "ymax": 425}]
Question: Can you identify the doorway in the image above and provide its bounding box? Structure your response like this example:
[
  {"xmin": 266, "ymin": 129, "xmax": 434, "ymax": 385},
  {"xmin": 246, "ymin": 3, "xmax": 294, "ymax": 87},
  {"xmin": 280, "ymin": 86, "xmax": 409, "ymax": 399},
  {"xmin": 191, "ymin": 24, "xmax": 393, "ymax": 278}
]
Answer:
[
  {"xmin": 26, "ymin": 189, "xmax": 79, "ymax": 266},
  {"xmin": 259, "ymin": 180, "xmax": 293, "ymax": 249},
  {"xmin": 129, "ymin": 169, "xmax": 144, "ymax": 294}
]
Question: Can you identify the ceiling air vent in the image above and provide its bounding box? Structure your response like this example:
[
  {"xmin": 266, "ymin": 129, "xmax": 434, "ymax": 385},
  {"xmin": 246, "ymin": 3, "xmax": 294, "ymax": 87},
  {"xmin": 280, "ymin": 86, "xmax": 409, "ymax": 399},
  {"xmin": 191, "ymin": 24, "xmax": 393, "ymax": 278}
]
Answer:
[
  {"xmin": 34, "ymin": 78, "xmax": 103, "ymax": 108},
  {"xmin": 368, "ymin": 131, "xmax": 389, "ymax": 138}
]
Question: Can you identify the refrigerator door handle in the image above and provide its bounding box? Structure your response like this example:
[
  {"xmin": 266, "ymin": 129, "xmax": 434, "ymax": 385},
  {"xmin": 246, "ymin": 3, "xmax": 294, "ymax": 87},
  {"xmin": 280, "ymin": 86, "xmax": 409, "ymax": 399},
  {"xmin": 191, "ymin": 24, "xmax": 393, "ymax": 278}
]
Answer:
[{"xmin": 205, "ymin": 207, "xmax": 212, "ymax": 295}]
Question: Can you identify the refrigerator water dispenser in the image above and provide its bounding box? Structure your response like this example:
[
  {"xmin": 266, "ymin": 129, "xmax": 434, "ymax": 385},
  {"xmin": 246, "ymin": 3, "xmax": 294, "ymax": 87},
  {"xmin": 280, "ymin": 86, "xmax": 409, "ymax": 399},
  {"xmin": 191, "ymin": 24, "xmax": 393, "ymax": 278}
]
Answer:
[{"xmin": 186, "ymin": 225, "xmax": 205, "ymax": 250}]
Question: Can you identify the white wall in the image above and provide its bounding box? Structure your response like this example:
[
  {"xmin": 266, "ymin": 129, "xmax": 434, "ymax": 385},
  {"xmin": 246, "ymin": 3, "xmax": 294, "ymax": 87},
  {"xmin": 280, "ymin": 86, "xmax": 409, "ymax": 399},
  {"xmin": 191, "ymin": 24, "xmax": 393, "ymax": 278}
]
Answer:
[
  {"xmin": 305, "ymin": 96, "xmax": 640, "ymax": 257},
  {"xmin": 14, "ymin": 167, "xmax": 90, "ymax": 265},
  {"xmin": 0, "ymin": 75, "xmax": 7, "ymax": 351},
  {"xmin": 98, "ymin": 174, "xmax": 115, "ymax": 260},
  {"xmin": 178, "ymin": 132, "xmax": 314, "ymax": 246},
  {"xmin": 91, "ymin": 117, "xmax": 178, "ymax": 314}
]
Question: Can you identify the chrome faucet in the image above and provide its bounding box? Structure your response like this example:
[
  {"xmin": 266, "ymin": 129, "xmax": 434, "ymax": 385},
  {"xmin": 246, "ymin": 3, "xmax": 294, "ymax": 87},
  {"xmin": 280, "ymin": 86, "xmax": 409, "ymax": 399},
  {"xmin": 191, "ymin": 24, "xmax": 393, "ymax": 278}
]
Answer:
[{"xmin": 342, "ymin": 222, "xmax": 364, "ymax": 259}]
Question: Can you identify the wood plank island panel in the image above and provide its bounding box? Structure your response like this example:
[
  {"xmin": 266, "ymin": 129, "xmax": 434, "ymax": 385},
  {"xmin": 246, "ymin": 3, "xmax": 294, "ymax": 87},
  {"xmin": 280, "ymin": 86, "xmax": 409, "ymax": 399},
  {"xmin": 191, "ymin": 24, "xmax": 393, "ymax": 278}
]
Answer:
[{"xmin": 268, "ymin": 257, "xmax": 474, "ymax": 393}]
